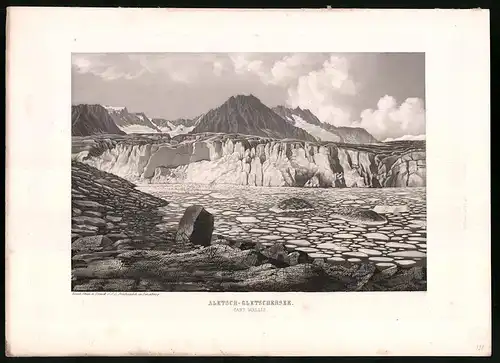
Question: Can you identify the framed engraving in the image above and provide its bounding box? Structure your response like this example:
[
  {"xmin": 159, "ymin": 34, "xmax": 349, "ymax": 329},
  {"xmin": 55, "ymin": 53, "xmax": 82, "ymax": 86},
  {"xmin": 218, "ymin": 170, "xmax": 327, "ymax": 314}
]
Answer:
[{"xmin": 6, "ymin": 8, "xmax": 491, "ymax": 356}]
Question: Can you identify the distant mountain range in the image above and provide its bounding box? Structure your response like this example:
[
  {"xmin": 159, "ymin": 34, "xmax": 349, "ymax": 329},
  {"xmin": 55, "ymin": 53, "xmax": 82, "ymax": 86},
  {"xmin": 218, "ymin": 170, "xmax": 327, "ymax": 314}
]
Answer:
[
  {"xmin": 72, "ymin": 94, "xmax": 382, "ymax": 144},
  {"xmin": 150, "ymin": 117, "xmax": 198, "ymax": 137},
  {"xmin": 104, "ymin": 106, "xmax": 161, "ymax": 134},
  {"xmin": 72, "ymin": 104, "xmax": 125, "ymax": 136},
  {"xmin": 272, "ymin": 106, "xmax": 379, "ymax": 144}
]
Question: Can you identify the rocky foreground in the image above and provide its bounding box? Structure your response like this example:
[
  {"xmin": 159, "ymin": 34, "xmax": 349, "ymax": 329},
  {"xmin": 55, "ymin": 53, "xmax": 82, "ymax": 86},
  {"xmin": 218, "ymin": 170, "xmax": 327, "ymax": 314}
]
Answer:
[{"xmin": 71, "ymin": 161, "xmax": 426, "ymax": 292}]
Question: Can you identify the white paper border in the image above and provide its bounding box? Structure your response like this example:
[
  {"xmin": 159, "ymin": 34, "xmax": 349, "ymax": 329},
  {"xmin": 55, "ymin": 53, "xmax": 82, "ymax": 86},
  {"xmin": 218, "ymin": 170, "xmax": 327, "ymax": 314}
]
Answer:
[{"xmin": 6, "ymin": 8, "xmax": 491, "ymax": 356}]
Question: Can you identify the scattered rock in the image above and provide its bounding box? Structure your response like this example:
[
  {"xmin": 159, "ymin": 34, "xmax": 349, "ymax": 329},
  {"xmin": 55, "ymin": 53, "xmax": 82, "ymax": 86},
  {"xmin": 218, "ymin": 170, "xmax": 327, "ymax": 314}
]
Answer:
[
  {"xmin": 106, "ymin": 232, "xmax": 129, "ymax": 241},
  {"xmin": 287, "ymin": 251, "xmax": 300, "ymax": 266},
  {"xmin": 137, "ymin": 279, "xmax": 165, "ymax": 291},
  {"xmin": 176, "ymin": 205, "xmax": 214, "ymax": 247},
  {"xmin": 72, "ymin": 235, "xmax": 113, "ymax": 253},
  {"xmin": 319, "ymin": 262, "xmax": 376, "ymax": 291},
  {"xmin": 73, "ymin": 278, "xmax": 136, "ymax": 291},
  {"xmin": 72, "ymin": 216, "xmax": 107, "ymax": 227},
  {"xmin": 106, "ymin": 215, "xmax": 123, "ymax": 222},
  {"xmin": 73, "ymin": 200, "xmax": 105, "ymax": 209},
  {"xmin": 260, "ymin": 243, "xmax": 289, "ymax": 266}
]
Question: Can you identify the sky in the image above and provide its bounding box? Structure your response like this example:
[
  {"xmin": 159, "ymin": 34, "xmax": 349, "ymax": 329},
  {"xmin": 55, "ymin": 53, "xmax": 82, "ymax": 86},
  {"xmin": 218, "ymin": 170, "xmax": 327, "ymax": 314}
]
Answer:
[{"xmin": 72, "ymin": 52, "xmax": 425, "ymax": 141}]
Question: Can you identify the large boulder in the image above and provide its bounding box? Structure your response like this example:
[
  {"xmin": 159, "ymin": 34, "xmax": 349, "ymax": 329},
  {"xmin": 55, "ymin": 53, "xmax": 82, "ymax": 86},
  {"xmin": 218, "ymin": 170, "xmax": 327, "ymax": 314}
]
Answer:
[{"xmin": 176, "ymin": 205, "xmax": 214, "ymax": 246}]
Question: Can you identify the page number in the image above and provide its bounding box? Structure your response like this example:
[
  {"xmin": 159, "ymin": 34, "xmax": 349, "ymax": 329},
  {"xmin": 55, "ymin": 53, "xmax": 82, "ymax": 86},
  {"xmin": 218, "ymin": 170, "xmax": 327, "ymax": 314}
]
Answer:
[{"xmin": 477, "ymin": 345, "xmax": 484, "ymax": 351}]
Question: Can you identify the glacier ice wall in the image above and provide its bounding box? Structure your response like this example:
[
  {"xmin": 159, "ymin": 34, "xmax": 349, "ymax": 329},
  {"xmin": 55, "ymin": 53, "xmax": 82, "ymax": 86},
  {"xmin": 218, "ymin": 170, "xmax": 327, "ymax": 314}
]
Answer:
[{"xmin": 74, "ymin": 136, "xmax": 426, "ymax": 188}]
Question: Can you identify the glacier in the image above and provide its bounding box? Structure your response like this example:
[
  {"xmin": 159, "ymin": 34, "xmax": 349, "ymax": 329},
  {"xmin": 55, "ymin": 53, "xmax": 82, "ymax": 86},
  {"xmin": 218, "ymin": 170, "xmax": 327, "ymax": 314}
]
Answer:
[{"xmin": 73, "ymin": 133, "xmax": 426, "ymax": 188}]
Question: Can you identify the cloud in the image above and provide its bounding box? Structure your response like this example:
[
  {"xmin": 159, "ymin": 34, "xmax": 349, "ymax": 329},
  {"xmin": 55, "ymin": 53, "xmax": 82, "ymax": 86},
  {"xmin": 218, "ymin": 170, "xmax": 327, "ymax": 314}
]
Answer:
[
  {"xmin": 227, "ymin": 53, "xmax": 358, "ymax": 126},
  {"xmin": 229, "ymin": 54, "xmax": 269, "ymax": 81},
  {"xmin": 226, "ymin": 53, "xmax": 372, "ymax": 128},
  {"xmin": 72, "ymin": 54, "xmax": 147, "ymax": 81},
  {"xmin": 71, "ymin": 53, "xmax": 425, "ymax": 140},
  {"xmin": 285, "ymin": 55, "xmax": 356, "ymax": 126},
  {"xmin": 354, "ymin": 96, "xmax": 426, "ymax": 141},
  {"xmin": 72, "ymin": 53, "xmax": 206, "ymax": 84},
  {"xmin": 268, "ymin": 54, "xmax": 328, "ymax": 86},
  {"xmin": 212, "ymin": 61, "xmax": 224, "ymax": 76},
  {"xmin": 228, "ymin": 53, "xmax": 331, "ymax": 86}
]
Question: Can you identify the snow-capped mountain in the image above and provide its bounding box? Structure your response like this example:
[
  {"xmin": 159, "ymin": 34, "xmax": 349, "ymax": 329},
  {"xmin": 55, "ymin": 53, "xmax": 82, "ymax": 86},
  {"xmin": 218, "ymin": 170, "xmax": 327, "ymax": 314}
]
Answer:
[
  {"xmin": 104, "ymin": 106, "xmax": 161, "ymax": 134},
  {"xmin": 151, "ymin": 117, "xmax": 197, "ymax": 137},
  {"xmin": 190, "ymin": 95, "xmax": 317, "ymax": 141},
  {"xmin": 272, "ymin": 106, "xmax": 379, "ymax": 144}
]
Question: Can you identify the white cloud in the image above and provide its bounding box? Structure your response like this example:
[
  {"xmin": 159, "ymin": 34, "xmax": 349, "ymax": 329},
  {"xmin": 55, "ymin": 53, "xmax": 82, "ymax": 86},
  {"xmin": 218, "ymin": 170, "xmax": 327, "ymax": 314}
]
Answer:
[
  {"xmin": 72, "ymin": 56, "xmax": 94, "ymax": 73},
  {"xmin": 72, "ymin": 54, "xmax": 147, "ymax": 81},
  {"xmin": 354, "ymin": 96, "xmax": 426, "ymax": 141},
  {"xmin": 268, "ymin": 53, "xmax": 326, "ymax": 86},
  {"xmin": 229, "ymin": 54, "xmax": 269, "ymax": 81},
  {"xmin": 229, "ymin": 53, "xmax": 330, "ymax": 87},
  {"xmin": 212, "ymin": 61, "xmax": 224, "ymax": 76},
  {"xmin": 169, "ymin": 71, "xmax": 196, "ymax": 84},
  {"xmin": 72, "ymin": 54, "xmax": 203, "ymax": 83},
  {"xmin": 285, "ymin": 55, "xmax": 356, "ymax": 126},
  {"xmin": 227, "ymin": 53, "xmax": 358, "ymax": 127}
]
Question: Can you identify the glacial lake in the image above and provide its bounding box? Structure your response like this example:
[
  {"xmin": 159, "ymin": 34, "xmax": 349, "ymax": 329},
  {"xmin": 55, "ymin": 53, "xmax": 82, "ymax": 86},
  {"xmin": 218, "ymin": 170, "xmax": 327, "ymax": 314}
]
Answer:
[{"xmin": 137, "ymin": 184, "xmax": 427, "ymax": 269}]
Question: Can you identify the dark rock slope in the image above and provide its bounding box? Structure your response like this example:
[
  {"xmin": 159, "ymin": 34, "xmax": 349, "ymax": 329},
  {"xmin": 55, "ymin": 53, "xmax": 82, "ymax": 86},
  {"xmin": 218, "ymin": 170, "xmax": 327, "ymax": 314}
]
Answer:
[
  {"xmin": 72, "ymin": 104, "xmax": 125, "ymax": 136},
  {"xmin": 191, "ymin": 95, "xmax": 317, "ymax": 142},
  {"xmin": 71, "ymin": 161, "xmax": 175, "ymax": 250}
]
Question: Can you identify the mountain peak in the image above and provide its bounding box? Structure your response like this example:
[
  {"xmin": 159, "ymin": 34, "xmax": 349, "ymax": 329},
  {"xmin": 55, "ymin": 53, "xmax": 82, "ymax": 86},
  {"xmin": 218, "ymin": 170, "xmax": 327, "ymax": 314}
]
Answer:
[
  {"xmin": 191, "ymin": 95, "xmax": 316, "ymax": 141},
  {"xmin": 228, "ymin": 94, "xmax": 261, "ymax": 104},
  {"xmin": 72, "ymin": 104, "xmax": 125, "ymax": 136},
  {"xmin": 104, "ymin": 105, "xmax": 127, "ymax": 113}
]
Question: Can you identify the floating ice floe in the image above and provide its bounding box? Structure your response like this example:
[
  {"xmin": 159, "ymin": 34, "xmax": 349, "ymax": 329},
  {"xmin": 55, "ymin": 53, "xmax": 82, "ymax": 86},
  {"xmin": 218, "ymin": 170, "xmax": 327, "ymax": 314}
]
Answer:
[{"xmin": 372, "ymin": 205, "xmax": 409, "ymax": 214}]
